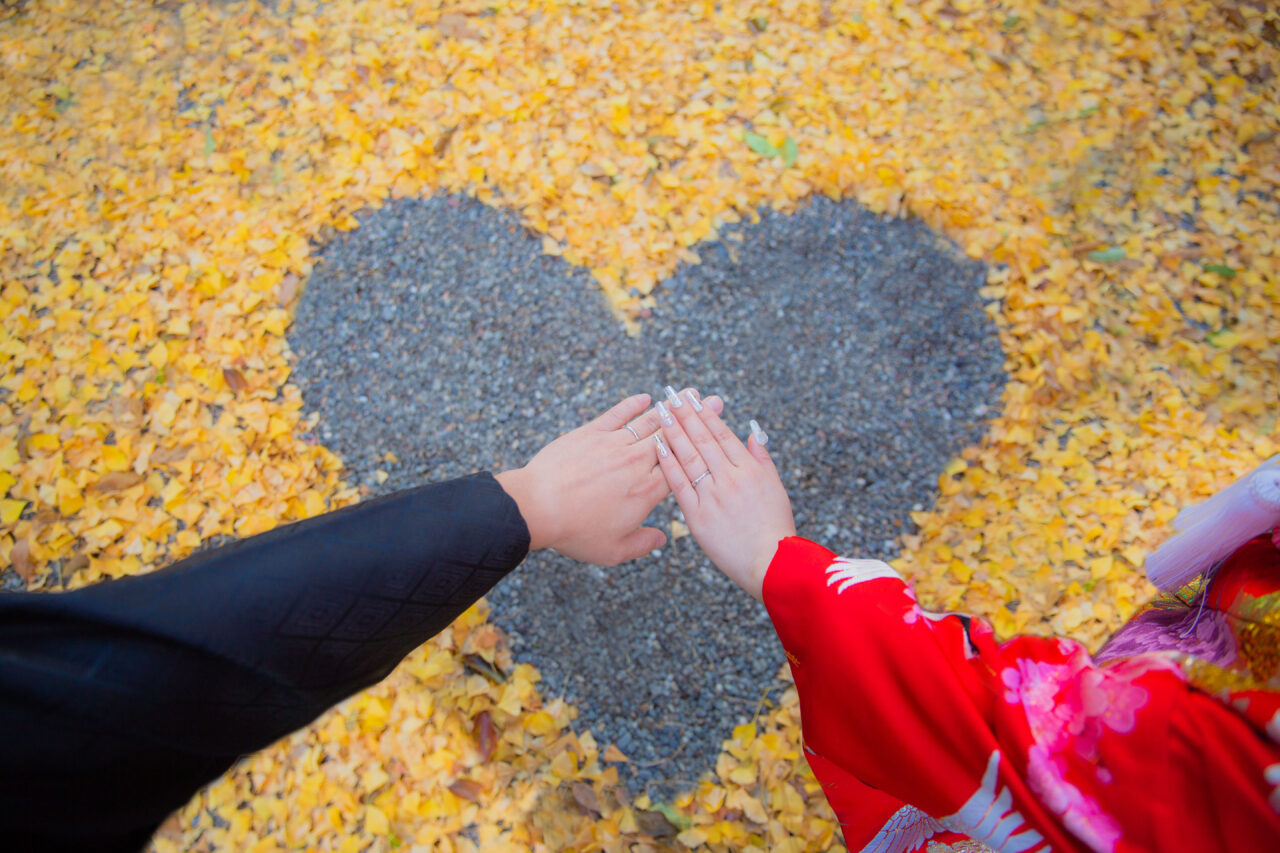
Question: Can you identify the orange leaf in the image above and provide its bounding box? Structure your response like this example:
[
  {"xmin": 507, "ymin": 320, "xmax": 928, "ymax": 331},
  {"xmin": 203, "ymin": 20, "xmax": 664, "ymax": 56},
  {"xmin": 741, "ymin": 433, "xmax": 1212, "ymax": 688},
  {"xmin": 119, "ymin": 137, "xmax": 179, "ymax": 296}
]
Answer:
[
  {"xmin": 223, "ymin": 368, "xmax": 248, "ymax": 393},
  {"xmin": 89, "ymin": 471, "xmax": 144, "ymax": 493},
  {"xmin": 472, "ymin": 710, "xmax": 497, "ymax": 762},
  {"xmin": 448, "ymin": 778, "xmax": 485, "ymax": 802}
]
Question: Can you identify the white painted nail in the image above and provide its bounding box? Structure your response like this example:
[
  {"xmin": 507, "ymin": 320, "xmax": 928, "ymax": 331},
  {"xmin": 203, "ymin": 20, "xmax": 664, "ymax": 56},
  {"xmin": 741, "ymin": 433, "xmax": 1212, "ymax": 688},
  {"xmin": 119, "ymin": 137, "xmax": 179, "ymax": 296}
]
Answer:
[
  {"xmin": 664, "ymin": 385, "xmax": 683, "ymax": 408},
  {"xmin": 685, "ymin": 389, "xmax": 704, "ymax": 412},
  {"xmin": 749, "ymin": 419, "xmax": 769, "ymax": 447},
  {"xmin": 654, "ymin": 435, "xmax": 670, "ymax": 457},
  {"xmin": 657, "ymin": 401, "xmax": 674, "ymax": 426}
]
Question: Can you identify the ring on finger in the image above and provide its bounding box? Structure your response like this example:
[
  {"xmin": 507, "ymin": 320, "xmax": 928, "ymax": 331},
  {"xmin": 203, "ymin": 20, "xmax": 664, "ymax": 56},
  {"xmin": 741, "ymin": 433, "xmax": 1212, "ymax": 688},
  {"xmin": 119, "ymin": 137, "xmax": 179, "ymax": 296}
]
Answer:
[
  {"xmin": 691, "ymin": 471, "xmax": 712, "ymax": 487},
  {"xmin": 625, "ymin": 424, "xmax": 640, "ymax": 441}
]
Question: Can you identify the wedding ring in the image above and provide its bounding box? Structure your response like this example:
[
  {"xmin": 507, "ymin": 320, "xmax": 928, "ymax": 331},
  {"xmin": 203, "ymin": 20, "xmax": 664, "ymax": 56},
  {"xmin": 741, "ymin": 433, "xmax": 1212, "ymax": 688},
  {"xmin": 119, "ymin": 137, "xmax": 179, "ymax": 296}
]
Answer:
[
  {"xmin": 625, "ymin": 424, "xmax": 641, "ymax": 441},
  {"xmin": 692, "ymin": 471, "xmax": 712, "ymax": 487}
]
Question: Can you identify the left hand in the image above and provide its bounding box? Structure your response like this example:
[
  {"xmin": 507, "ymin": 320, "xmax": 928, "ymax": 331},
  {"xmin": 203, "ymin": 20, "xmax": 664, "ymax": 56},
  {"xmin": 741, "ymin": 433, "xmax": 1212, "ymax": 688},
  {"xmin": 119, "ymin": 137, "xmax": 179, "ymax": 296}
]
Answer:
[
  {"xmin": 652, "ymin": 390, "xmax": 794, "ymax": 600},
  {"xmin": 496, "ymin": 390, "xmax": 724, "ymax": 566}
]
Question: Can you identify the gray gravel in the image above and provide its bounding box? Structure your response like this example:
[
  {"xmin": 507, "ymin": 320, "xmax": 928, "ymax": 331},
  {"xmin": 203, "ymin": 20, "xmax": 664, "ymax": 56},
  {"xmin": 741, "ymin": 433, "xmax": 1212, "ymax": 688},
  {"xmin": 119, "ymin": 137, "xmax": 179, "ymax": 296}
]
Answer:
[{"xmin": 288, "ymin": 194, "xmax": 1004, "ymax": 798}]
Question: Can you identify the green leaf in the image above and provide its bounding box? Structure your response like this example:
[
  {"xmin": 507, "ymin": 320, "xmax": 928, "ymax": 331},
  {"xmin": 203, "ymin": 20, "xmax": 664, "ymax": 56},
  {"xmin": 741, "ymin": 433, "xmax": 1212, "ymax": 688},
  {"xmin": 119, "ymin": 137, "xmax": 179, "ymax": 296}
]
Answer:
[
  {"xmin": 743, "ymin": 131, "xmax": 778, "ymax": 158},
  {"xmin": 781, "ymin": 136, "xmax": 798, "ymax": 167},
  {"xmin": 203, "ymin": 127, "xmax": 216, "ymax": 156},
  {"xmin": 653, "ymin": 802, "xmax": 692, "ymax": 831},
  {"xmin": 388, "ymin": 834, "xmax": 402, "ymax": 849},
  {"xmin": 1086, "ymin": 247, "xmax": 1126, "ymax": 263},
  {"xmin": 1204, "ymin": 263, "xmax": 1236, "ymax": 278}
]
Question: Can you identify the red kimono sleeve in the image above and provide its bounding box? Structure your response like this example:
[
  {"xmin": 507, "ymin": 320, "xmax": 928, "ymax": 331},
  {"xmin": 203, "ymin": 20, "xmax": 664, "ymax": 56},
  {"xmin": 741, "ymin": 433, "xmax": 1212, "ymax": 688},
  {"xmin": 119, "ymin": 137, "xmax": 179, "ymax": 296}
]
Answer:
[{"xmin": 761, "ymin": 537, "xmax": 1280, "ymax": 853}]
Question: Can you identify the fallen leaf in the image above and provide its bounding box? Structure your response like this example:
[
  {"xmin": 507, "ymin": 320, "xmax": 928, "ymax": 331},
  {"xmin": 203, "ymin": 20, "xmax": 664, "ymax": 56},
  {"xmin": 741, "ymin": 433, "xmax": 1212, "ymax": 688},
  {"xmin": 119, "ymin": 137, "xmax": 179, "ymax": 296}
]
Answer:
[
  {"xmin": 472, "ymin": 710, "xmax": 497, "ymax": 762},
  {"xmin": 782, "ymin": 136, "xmax": 799, "ymax": 168},
  {"xmin": 602, "ymin": 743, "xmax": 629, "ymax": 762},
  {"xmin": 278, "ymin": 273, "xmax": 300, "ymax": 306},
  {"xmin": 464, "ymin": 653, "xmax": 507, "ymax": 683},
  {"xmin": 570, "ymin": 781, "xmax": 600, "ymax": 817},
  {"xmin": 0, "ymin": 500, "xmax": 26, "ymax": 525},
  {"xmin": 63, "ymin": 554, "xmax": 89, "ymax": 578},
  {"xmin": 437, "ymin": 13, "xmax": 482, "ymax": 40},
  {"xmin": 743, "ymin": 131, "xmax": 779, "ymax": 158},
  {"xmin": 1206, "ymin": 329, "xmax": 1241, "ymax": 349},
  {"xmin": 634, "ymin": 808, "xmax": 679, "ymax": 838},
  {"xmin": 223, "ymin": 368, "xmax": 248, "ymax": 393},
  {"xmin": 1086, "ymin": 247, "xmax": 1127, "ymax": 263},
  {"xmin": 89, "ymin": 471, "xmax": 144, "ymax": 493},
  {"xmin": 112, "ymin": 397, "xmax": 144, "ymax": 427},
  {"xmin": 150, "ymin": 445, "xmax": 189, "ymax": 465},
  {"xmin": 448, "ymin": 778, "xmax": 485, "ymax": 802},
  {"xmin": 10, "ymin": 540, "xmax": 34, "ymax": 582},
  {"xmin": 433, "ymin": 125, "xmax": 458, "ymax": 156}
]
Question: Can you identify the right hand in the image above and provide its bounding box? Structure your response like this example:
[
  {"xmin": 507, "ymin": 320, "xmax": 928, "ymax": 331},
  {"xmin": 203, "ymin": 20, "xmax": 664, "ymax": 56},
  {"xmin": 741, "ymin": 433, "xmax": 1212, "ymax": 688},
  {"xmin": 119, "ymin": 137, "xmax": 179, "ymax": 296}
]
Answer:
[
  {"xmin": 496, "ymin": 390, "xmax": 724, "ymax": 566},
  {"xmin": 653, "ymin": 389, "xmax": 795, "ymax": 601}
]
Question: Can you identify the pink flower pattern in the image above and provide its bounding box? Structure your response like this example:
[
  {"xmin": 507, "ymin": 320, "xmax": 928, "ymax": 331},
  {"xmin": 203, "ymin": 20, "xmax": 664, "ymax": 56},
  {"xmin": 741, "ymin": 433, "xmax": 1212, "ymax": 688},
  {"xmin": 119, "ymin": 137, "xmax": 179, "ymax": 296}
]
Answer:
[{"xmin": 1000, "ymin": 642, "xmax": 1179, "ymax": 852}]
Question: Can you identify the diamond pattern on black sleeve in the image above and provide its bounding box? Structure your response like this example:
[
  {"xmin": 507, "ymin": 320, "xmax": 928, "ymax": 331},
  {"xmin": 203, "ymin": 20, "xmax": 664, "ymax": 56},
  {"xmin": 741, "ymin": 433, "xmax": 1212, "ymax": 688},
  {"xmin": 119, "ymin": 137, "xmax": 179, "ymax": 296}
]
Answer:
[{"xmin": 0, "ymin": 472, "xmax": 531, "ymax": 849}]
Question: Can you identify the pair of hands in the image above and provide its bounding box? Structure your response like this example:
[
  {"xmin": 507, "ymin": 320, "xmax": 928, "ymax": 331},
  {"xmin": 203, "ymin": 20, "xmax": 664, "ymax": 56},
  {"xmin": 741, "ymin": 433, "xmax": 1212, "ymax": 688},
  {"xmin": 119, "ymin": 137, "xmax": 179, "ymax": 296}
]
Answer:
[{"xmin": 495, "ymin": 390, "xmax": 795, "ymax": 601}]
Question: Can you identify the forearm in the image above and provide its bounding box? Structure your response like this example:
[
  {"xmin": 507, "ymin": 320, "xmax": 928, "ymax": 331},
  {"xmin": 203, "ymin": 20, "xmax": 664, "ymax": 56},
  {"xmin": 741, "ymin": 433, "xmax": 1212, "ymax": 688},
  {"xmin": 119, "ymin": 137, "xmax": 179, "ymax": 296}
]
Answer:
[
  {"xmin": 762, "ymin": 538, "xmax": 1001, "ymax": 811},
  {"xmin": 761, "ymin": 537, "xmax": 1080, "ymax": 850},
  {"xmin": 0, "ymin": 472, "xmax": 529, "ymax": 849}
]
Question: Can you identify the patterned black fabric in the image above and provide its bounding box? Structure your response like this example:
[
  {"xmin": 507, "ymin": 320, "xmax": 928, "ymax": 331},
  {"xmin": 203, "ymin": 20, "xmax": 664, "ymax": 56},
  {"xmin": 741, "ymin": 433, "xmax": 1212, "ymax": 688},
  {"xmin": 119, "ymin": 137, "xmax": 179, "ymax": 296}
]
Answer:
[{"xmin": 0, "ymin": 473, "xmax": 529, "ymax": 852}]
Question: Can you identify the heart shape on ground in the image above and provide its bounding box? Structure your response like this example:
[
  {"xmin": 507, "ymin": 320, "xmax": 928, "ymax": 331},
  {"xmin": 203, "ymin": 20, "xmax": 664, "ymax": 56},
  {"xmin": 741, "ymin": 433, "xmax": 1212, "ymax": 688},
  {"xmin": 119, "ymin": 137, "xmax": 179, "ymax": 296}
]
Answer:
[{"xmin": 289, "ymin": 195, "xmax": 1004, "ymax": 796}]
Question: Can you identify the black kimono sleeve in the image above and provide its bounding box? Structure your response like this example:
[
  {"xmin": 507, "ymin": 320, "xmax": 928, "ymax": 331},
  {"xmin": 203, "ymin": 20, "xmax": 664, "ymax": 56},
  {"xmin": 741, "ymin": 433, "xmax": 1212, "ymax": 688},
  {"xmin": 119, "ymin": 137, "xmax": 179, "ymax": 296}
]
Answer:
[{"xmin": 0, "ymin": 472, "xmax": 530, "ymax": 852}]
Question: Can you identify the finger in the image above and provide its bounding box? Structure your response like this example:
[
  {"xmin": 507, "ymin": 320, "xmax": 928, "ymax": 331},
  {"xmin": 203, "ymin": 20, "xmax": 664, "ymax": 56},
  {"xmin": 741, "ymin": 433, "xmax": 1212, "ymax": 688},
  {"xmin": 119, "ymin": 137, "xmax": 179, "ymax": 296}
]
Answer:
[
  {"xmin": 747, "ymin": 433, "xmax": 775, "ymax": 468},
  {"xmin": 627, "ymin": 388, "xmax": 723, "ymax": 441},
  {"xmin": 638, "ymin": 465, "xmax": 671, "ymax": 502},
  {"xmin": 746, "ymin": 419, "xmax": 776, "ymax": 465},
  {"xmin": 592, "ymin": 393, "xmax": 651, "ymax": 432},
  {"xmin": 667, "ymin": 390, "xmax": 732, "ymax": 475},
  {"xmin": 608, "ymin": 526, "xmax": 668, "ymax": 565},
  {"xmin": 690, "ymin": 394, "xmax": 751, "ymax": 467},
  {"xmin": 657, "ymin": 400, "xmax": 712, "ymax": 483},
  {"xmin": 655, "ymin": 434, "xmax": 699, "ymax": 511}
]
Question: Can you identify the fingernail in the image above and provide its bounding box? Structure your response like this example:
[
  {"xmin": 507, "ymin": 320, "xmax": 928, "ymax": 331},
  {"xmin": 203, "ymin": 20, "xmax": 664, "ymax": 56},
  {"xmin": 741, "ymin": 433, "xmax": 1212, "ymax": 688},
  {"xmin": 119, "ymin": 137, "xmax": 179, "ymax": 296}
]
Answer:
[
  {"xmin": 749, "ymin": 419, "xmax": 769, "ymax": 447},
  {"xmin": 664, "ymin": 385, "xmax": 683, "ymax": 408},
  {"xmin": 685, "ymin": 389, "xmax": 704, "ymax": 412},
  {"xmin": 654, "ymin": 435, "xmax": 669, "ymax": 457},
  {"xmin": 657, "ymin": 401, "xmax": 674, "ymax": 426}
]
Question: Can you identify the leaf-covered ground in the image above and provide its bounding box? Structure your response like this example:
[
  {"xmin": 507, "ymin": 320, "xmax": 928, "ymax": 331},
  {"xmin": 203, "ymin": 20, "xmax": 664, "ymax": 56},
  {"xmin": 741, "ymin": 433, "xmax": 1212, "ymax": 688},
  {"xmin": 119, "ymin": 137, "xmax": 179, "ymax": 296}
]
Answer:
[{"xmin": 1, "ymin": 0, "xmax": 1277, "ymax": 850}]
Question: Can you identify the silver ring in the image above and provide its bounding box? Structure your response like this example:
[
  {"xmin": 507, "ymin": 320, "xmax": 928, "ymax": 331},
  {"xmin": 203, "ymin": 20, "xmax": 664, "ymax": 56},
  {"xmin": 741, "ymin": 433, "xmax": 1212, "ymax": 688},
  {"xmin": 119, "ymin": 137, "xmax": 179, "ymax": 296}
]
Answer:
[
  {"xmin": 692, "ymin": 471, "xmax": 712, "ymax": 487},
  {"xmin": 625, "ymin": 424, "xmax": 641, "ymax": 441}
]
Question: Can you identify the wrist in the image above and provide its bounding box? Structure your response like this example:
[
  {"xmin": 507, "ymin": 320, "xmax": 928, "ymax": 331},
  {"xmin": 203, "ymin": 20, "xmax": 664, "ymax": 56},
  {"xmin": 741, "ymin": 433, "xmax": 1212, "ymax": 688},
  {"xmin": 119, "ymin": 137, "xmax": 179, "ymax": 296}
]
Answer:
[
  {"xmin": 495, "ymin": 467, "xmax": 556, "ymax": 551},
  {"xmin": 749, "ymin": 530, "xmax": 795, "ymax": 601}
]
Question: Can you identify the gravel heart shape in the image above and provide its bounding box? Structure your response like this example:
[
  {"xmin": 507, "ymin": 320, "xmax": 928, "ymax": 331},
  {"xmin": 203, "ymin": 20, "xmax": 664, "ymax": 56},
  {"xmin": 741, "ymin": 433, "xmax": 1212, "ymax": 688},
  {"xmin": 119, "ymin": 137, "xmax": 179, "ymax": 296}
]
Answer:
[{"xmin": 289, "ymin": 195, "xmax": 1005, "ymax": 796}]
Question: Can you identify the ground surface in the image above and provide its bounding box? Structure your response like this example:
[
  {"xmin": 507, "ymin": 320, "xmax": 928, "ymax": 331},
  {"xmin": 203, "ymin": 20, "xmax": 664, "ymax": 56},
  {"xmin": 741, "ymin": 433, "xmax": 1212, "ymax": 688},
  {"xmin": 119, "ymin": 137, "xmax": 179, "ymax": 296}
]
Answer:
[
  {"xmin": 289, "ymin": 194, "xmax": 1004, "ymax": 794},
  {"xmin": 2, "ymin": 1, "xmax": 1278, "ymax": 851}
]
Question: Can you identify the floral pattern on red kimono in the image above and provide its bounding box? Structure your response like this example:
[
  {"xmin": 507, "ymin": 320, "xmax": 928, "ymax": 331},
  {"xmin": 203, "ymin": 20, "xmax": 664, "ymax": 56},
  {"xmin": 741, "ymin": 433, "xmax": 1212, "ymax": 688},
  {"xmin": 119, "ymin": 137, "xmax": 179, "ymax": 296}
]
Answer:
[{"xmin": 762, "ymin": 537, "xmax": 1280, "ymax": 852}]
